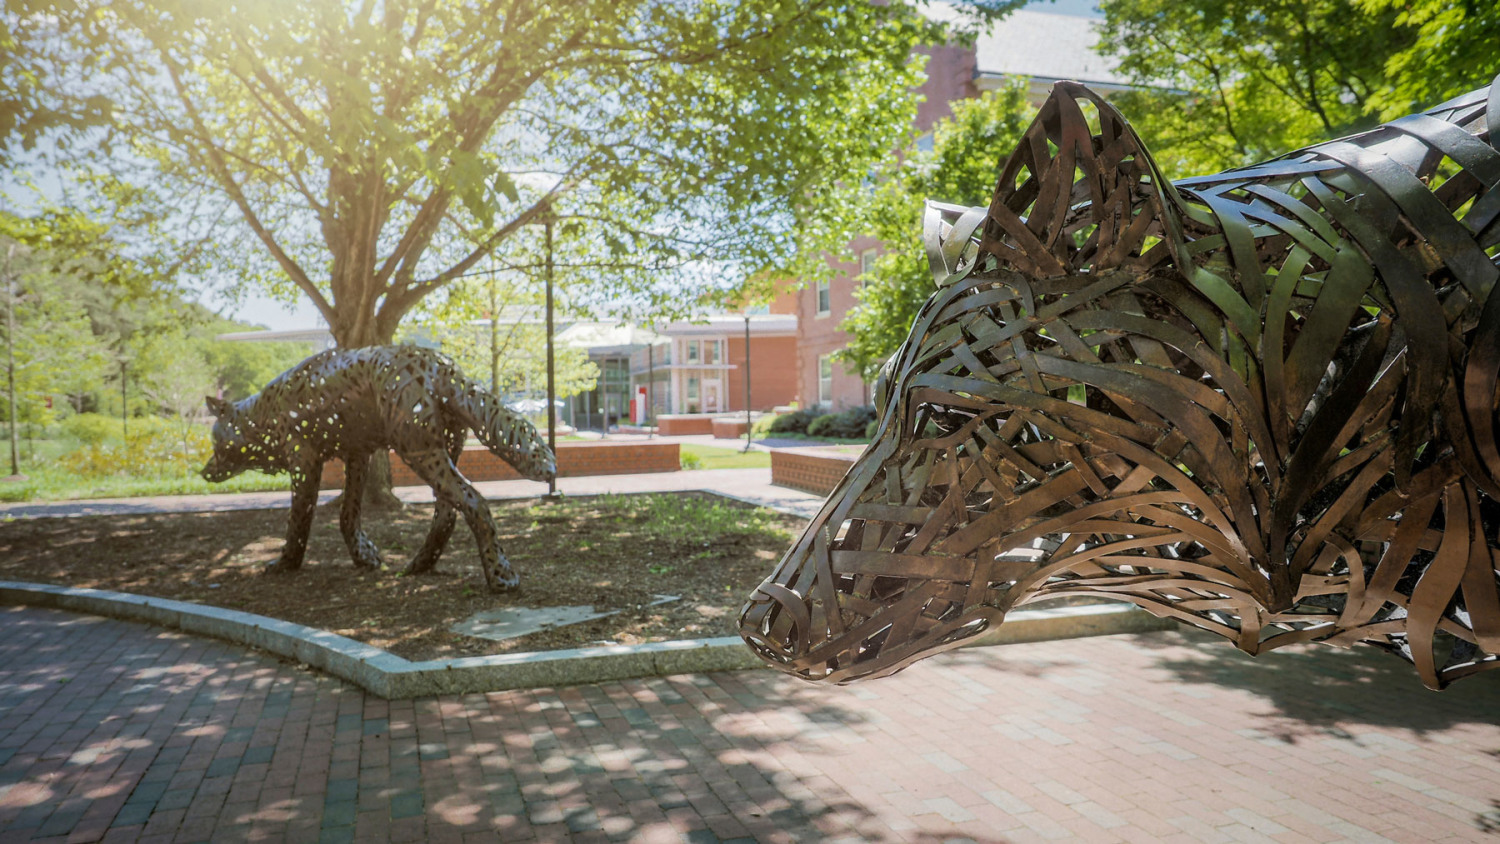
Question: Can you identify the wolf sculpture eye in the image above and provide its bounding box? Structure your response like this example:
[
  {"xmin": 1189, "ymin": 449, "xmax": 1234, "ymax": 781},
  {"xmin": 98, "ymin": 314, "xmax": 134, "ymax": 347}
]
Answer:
[{"xmin": 740, "ymin": 78, "xmax": 1500, "ymax": 691}]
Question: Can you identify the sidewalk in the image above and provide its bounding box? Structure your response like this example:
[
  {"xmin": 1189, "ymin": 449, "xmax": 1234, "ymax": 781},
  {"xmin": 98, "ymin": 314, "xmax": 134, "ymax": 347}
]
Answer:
[
  {"xmin": 0, "ymin": 468, "xmax": 825, "ymax": 521},
  {"xmin": 2, "ymin": 604, "xmax": 1496, "ymax": 843}
]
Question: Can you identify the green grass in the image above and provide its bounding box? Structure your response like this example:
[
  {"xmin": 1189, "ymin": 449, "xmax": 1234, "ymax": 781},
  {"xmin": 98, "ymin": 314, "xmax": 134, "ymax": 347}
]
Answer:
[
  {"xmin": 678, "ymin": 443, "xmax": 771, "ymax": 470},
  {"xmin": 0, "ymin": 467, "xmax": 290, "ymax": 503}
]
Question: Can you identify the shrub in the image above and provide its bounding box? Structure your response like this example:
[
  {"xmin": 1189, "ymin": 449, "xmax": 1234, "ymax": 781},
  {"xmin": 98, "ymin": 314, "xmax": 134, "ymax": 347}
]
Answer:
[
  {"xmin": 60, "ymin": 425, "xmax": 213, "ymax": 479},
  {"xmin": 59, "ymin": 413, "xmax": 124, "ymax": 445},
  {"xmin": 807, "ymin": 406, "xmax": 877, "ymax": 439},
  {"xmin": 679, "ymin": 451, "xmax": 704, "ymax": 470},
  {"xmin": 751, "ymin": 413, "xmax": 781, "ymax": 438},
  {"xmin": 767, "ymin": 408, "xmax": 820, "ymax": 434},
  {"xmin": 806, "ymin": 413, "xmax": 837, "ymax": 438}
]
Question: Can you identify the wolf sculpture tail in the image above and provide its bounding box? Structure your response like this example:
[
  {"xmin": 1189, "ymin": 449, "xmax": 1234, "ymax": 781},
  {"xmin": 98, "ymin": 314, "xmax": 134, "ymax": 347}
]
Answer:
[{"xmin": 440, "ymin": 376, "xmax": 556, "ymax": 482}]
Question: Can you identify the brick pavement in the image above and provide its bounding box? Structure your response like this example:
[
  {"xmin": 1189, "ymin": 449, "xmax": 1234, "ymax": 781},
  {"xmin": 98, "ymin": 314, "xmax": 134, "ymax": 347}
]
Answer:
[{"xmin": 2, "ymin": 604, "xmax": 1498, "ymax": 843}]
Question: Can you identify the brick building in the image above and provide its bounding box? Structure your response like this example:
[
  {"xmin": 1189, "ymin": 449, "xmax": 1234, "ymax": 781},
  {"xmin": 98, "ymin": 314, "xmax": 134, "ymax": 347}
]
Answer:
[
  {"xmin": 776, "ymin": 9, "xmax": 1130, "ymax": 412},
  {"xmin": 626, "ymin": 314, "xmax": 799, "ymax": 417}
]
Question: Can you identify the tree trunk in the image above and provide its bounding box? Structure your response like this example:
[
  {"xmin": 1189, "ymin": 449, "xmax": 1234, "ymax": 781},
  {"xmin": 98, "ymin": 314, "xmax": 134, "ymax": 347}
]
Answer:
[
  {"xmin": 361, "ymin": 450, "xmax": 403, "ymax": 511},
  {"xmin": 331, "ymin": 317, "xmax": 404, "ymax": 511}
]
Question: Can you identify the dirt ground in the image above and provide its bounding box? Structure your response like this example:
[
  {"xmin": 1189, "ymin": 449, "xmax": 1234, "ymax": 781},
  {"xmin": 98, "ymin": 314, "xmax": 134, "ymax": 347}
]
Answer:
[{"xmin": 0, "ymin": 492, "xmax": 806, "ymax": 661}]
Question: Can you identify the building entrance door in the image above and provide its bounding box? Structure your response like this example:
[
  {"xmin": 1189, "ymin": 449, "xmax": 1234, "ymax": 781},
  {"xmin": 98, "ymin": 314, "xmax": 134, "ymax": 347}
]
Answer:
[{"xmin": 704, "ymin": 381, "xmax": 721, "ymax": 413}]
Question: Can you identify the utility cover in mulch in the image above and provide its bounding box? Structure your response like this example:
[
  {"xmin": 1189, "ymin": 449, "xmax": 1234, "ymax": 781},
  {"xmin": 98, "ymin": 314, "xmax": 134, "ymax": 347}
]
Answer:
[{"xmin": 0, "ymin": 491, "xmax": 804, "ymax": 662}]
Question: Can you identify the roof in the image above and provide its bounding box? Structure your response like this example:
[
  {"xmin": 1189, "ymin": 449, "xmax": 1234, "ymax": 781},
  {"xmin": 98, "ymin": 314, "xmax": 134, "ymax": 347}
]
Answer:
[
  {"xmin": 649, "ymin": 314, "xmax": 798, "ymax": 337},
  {"xmin": 554, "ymin": 322, "xmax": 663, "ymax": 354},
  {"xmin": 216, "ymin": 328, "xmax": 333, "ymax": 345},
  {"xmin": 972, "ymin": 10, "xmax": 1129, "ymax": 89}
]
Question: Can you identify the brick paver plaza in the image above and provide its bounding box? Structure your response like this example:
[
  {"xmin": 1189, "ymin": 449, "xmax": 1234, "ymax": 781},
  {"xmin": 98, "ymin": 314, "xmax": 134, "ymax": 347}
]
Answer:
[{"xmin": 1, "ymin": 606, "xmax": 1497, "ymax": 843}]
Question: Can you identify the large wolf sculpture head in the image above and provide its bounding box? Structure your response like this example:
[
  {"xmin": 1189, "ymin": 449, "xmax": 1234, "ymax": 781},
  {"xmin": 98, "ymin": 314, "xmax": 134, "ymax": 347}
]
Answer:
[{"xmin": 739, "ymin": 80, "xmax": 1500, "ymax": 690}]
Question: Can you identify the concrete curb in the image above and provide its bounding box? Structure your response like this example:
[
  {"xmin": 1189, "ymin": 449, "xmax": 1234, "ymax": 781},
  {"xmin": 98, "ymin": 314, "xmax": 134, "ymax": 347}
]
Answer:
[{"xmin": 0, "ymin": 580, "xmax": 1175, "ymax": 699}]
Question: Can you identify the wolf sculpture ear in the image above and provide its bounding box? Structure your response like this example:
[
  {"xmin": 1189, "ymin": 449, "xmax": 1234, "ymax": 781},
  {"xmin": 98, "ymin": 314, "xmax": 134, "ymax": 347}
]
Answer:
[
  {"xmin": 206, "ymin": 396, "xmax": 231, "ymax": 417},
  {"xmin": 923, "ymin": 201, "xmax": 989, "ymax": 288},
  {"xmin": 976, "ymin": 81, "xmax": 1189, "ymax": 279}
]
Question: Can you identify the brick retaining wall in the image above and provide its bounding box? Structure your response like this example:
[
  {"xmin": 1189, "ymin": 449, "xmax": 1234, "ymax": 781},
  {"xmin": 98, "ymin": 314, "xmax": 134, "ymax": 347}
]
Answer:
[
  {"xmin": 320, "ymin": 441, "xmax": 680, "ymax": 490},
  {"xmin": 710, "ymin": 417, "xmax": 750, "ymax": 439},
  {"xmin": 770, "ymin": 447, "xmax": 859, "ymax": 496},
  {"xmin": 655, "ymin": 415, "xmax": 715, "ymax": 436}
]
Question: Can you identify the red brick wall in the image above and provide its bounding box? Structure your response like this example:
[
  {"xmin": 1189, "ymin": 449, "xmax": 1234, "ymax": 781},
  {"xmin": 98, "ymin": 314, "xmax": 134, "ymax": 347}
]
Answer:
[
  {"xmin": 655, "ymin": 416, "xmax": 714, "ymax": 436},
  {"xmin": 711, "ymin": 417, "xmax": 749, "ymax": 439},
  {"xmin": 319, "ymin": 441, "xmax": 680, "ymax": 490},
  {"xmin": 914, "ymin": 44, "xmax": 978, "ymax": 132},
  {"xmin": 770, "ymin": 448, "xmax": 858, "ymax": 496},
  {"xmin": 789, "ymin": 238, "xmax": 876, "ymax": 413},
  {"xmin": 726, "ymin": 335, "xmax": 799, "ymax": 411}
]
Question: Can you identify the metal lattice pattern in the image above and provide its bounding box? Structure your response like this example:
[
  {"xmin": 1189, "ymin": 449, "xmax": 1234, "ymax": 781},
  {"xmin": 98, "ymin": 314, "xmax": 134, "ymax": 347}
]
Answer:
[
  {"xmin": 740, "ymin": 79, "xmax": 1500, "ymax": 689},
  {"xmin": 202, "ymin": 345, "xmax": 555, "ymax": 589}
]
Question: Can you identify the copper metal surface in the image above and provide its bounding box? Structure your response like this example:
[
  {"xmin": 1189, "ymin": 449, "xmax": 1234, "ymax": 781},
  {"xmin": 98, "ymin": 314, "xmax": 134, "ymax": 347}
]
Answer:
[
  {"xmin": 740, "ymin": 78, "xmax": 1500, "ymax": 690},
  {"xmin": 202, "ymin": 346, "xmax": 555, "ymax": 589}
]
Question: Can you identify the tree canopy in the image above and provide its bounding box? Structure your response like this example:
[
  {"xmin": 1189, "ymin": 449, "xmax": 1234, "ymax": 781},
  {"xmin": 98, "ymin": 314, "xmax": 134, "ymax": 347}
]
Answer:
[
  {"xmin": 1096, "ymin": 0, "xmax": 1412, "ymax": 176},
  {"xmin": 838, "ymin": 83, "xmax": 1035, "ymax": 379},
  {"xmin": 10, "ymin": 0, "xmax": 1001, "ymax": 348},
  {"xmin": 1096, "ymin": 0, "xmax": 1498, "ymax": 178}
]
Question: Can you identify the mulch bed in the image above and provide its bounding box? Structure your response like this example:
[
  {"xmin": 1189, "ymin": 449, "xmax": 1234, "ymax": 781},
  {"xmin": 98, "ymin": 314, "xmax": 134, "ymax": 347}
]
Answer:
[{"xmin": 0, "ymin": 492, "xmax": 805, "ymax": 662}]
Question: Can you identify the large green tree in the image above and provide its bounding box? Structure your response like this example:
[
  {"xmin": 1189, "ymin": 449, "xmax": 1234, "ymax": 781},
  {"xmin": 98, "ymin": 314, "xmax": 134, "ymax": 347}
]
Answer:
[
  {"xmin": 1096, "ymin": 0, "xmax": 1415, "ymax": 177},
  {"xmin": 11, "ymin": 0, "xmax": 986, "ymax": 348},
  {"xmin": 838, "ymin": 83, "xmax": 1035, "ymax": 379},
  {"xmin": 1359, "ymin": 0, "xmax": 1500, "ymax": 119}
]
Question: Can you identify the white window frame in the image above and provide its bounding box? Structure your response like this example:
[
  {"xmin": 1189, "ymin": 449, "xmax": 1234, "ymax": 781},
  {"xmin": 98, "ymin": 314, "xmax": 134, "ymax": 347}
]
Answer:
[
  {"xmin": 816, "ymin": 279, "xmax": 830, "ymax": 316},
  {"xmin": 818, "ymin": 354, "xmax": 833, "ymax": 407},
  {"xmin": 860, "ymin": 248, "xmax": 878, "ymax": 282}
]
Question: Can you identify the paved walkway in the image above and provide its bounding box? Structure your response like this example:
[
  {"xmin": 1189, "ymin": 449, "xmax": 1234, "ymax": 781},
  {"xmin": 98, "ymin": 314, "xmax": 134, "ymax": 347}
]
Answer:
[
  {"xmin": 2, "ymin": 605, "xmax": 1498, "ymax": 844},
  {"xmin": 0, "ymin": 469, "xmax": 824, "ymax": 522}
]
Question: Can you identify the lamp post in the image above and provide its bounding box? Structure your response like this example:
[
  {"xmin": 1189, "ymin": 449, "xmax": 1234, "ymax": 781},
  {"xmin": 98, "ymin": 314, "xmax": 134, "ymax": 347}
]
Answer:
[
  {"xmin": 743, "ymin": 313, "xmax": 752, "ymax": 453},
  {"xmin": 3, "ymin": 244, "xmax": 22, "ymax": 481},
  {"xmin": 543, "ymin": 214, "xmax": 557, "ymax": 498}
]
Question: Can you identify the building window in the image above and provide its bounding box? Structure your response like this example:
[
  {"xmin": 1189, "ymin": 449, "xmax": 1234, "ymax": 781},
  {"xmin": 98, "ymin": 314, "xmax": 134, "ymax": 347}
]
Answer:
[
  {"xmin": 816, "ymin": 279, "xmax": 830, "ymax": 316},
  {"xmin": 860, "ymin": 248, "xmax": 878, "ymax": 281},
  {"xmin": 818, "ymin": 355, "xmax": 833, "ymax": 407},
  {"xmin": 687, "ymin": 340, "xmax": 700, "ymax": 363},
  {"xmin": 704, "ymin": 340, "xmax": 719, "ymax": 365},
  {"xmin": 916, "ymin": 132, "xmax": 934, "ymax": 153},
  {"xmin": 686, "ymin": 375, "xmax": 700, "ymax": 413}
]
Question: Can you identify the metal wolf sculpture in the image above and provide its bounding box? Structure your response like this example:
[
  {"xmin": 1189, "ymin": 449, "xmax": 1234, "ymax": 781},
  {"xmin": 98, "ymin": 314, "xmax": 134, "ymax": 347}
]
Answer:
[
  {"xmin": 740, "ymin": 78, "xmax": 1500, "ymax": 690},
  {"xmin": 201, "ymin": 345, "xmax": 555, "ymax": 590}
]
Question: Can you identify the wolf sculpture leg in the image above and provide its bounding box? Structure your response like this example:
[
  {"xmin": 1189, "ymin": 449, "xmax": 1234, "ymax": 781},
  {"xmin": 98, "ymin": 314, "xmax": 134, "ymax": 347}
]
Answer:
[
  {"xmin": 267, "ymin": 455, "xmax": 322, "ymax": 573},
  {"xmin": 403, "ymin": 429, "xmax": 464, "ymax": 575},
  {"xmin": 401, "ymin": 446, "xmax": 517, "ymax": 590},
  {"xmin": 339, "ymin": 451, "xmax": 383, "ymax": 570}
]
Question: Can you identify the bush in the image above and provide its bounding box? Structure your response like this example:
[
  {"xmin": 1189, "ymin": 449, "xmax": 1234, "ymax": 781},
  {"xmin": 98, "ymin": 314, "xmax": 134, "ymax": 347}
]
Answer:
[
  {"xmin": 751, "ymin": 413, "xmax": 781, "ymax": 438},
  {"xmin": 807, "ymin": 406, "xmax": 877, "ymax": 439},
  {"xmin": 679, "ymin": 451, "xmax": 704, "ymax": 470},
  {"xmin": 60, "ymin": 425, "xmax": 213, "ymax": 479},
  {"xmin": 767, "ymin": 408, "xmax": 820, "ymax": 435},
  {"xmin": 59, "ymin": 413, "xmax": 124, "ymax": 445}
]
